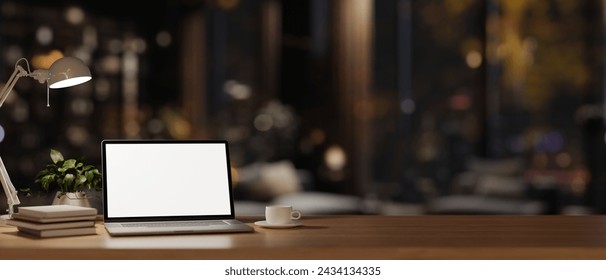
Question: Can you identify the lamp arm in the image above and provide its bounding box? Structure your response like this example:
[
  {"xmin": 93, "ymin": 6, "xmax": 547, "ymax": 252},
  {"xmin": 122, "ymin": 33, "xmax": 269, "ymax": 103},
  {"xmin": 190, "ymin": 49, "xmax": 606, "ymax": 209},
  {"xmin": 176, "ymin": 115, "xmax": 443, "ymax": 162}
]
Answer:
[
  {"xmin": 0, "ymin": 155, "xmax": 19, "ymax": 217},
  {"xmin": 0, "ymin": 62, "xmax": 29, "ymax": 218},
  {"xmin": 0, "ymin": 65, "xmax": 28, "ymax": 108}
]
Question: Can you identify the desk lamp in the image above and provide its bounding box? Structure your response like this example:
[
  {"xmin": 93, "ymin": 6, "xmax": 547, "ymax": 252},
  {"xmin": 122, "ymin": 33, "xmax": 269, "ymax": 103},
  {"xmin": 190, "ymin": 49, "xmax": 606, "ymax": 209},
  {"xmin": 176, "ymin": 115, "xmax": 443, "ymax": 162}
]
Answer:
[{"xmin": 0, "ymin": 56, "xmax": 91, "ymax": 223}]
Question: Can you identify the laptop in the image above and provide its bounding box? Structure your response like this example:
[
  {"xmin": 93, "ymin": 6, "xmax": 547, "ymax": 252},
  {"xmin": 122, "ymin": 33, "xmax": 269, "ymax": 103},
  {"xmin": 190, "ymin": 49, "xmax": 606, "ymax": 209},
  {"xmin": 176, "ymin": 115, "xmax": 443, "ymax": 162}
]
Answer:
[{"xmin": 101, "ymin": 139, "xmax": 253, "ymax": 236}]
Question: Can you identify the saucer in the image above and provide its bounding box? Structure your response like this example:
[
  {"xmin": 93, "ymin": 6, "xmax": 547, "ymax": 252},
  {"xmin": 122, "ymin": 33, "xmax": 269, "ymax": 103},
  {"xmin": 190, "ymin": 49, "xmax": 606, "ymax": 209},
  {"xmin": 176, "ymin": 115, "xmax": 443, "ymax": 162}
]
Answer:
[{"xmin": 254, "ymin": 220, "xmax": 302, "ymax": 229}]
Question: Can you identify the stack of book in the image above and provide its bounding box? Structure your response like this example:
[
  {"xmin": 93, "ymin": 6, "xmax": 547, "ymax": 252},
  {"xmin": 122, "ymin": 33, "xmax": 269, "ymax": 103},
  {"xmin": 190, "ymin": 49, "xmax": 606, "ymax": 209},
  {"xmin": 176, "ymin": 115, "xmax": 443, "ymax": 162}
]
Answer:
[{"xmin": 7, "ymin": 205, "xmax": 98, "ymax": 238}]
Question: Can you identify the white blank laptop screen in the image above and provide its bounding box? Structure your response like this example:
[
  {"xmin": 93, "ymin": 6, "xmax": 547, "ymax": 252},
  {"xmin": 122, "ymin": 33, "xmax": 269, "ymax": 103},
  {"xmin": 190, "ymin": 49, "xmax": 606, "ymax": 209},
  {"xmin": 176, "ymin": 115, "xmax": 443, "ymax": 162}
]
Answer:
[{"xmin": 104, "ymin": 142, "xmax": 232, "ymax": 218}]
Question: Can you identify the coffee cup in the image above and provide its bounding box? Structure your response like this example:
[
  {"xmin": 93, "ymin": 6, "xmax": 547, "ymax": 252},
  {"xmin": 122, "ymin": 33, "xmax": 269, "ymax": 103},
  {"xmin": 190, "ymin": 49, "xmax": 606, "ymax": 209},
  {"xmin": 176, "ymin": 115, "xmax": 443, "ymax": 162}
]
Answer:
[{"xmin": 265, "ymin": 205, "xmax": 301, "ymax": 225}]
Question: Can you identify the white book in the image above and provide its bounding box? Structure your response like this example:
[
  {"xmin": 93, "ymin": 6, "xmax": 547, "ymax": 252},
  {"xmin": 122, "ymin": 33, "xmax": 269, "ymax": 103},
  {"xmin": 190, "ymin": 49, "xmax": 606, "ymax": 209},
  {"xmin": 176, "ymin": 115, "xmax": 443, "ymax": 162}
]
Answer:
[
  {"xmin": 18, "ymin": 226, "xmax": 97, "ymax": 238},
  {"xmin": 7, "ymin": 219, "xmax": 95, "ymax": 231},
  {"xmin": 18, "ymin": 205, "xmax": 97, "ymax": 218},
  {"xmin": 11, "ymin": 213, "xmax": 97, "ymax": 223}
]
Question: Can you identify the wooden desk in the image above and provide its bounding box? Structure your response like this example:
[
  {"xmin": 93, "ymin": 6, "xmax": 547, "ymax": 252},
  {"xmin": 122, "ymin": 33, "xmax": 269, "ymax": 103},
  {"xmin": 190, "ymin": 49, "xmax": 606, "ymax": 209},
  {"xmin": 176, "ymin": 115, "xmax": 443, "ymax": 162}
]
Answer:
[{"xmin": 2, "ymin": 215, "xmax": 606, "ymax": 259}]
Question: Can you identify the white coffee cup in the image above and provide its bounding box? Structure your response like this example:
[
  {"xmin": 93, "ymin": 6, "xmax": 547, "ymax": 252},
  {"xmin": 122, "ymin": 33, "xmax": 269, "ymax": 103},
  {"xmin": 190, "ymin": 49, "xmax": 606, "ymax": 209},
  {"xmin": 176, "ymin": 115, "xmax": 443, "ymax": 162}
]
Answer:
[{"xmin": 265, "ymin": 205, "xmax": 301, "ymax": 225}]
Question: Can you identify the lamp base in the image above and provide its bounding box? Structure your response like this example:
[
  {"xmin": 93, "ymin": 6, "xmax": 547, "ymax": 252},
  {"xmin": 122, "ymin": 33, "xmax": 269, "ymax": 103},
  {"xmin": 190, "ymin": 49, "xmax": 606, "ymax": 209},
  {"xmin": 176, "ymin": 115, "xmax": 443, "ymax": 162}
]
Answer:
[{"xmin": 0, "ymin": 214, "xmax": 12, "ymax": 227}]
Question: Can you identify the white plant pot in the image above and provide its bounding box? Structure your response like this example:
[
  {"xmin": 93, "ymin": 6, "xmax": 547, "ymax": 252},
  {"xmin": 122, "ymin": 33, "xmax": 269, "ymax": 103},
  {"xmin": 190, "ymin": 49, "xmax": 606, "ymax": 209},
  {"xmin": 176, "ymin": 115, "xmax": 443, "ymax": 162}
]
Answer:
[{"xmin": 52, "ymin": 191, "xmax": 91, "ymax": 208}]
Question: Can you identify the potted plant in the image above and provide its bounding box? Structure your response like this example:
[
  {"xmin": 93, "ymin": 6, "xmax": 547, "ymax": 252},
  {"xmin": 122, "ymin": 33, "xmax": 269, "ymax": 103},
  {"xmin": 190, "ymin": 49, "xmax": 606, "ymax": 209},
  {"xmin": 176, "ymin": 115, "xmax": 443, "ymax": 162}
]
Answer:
[{"xmin": 34, "ymin": 149, "xmax": 102, "ymax": 207}]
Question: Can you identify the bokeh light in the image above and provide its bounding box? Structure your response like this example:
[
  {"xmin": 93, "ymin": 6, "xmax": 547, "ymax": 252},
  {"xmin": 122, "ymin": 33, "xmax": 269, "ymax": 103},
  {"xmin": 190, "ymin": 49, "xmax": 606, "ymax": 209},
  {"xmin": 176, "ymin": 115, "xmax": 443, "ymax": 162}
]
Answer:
[
  {"xmin": 400, "ymin": 99, "xmax": 415, "ymax": 115},
  {"xmin": 465, "ymin": 50, "xmax": 482, "ymax": 69},
  {"xmin": 65, "ymin": 6, "xmax": 85, "ymax": 25},
  {"xmin": 254, "ymin": 114, "xmax": 273, "ymax": 132},
  {"xmin": 156, "ymin": 31, "xmax": 172, "ymax": 48},
  {"xmin": 0, "ymin": 125, "xmax": 5, "ymax": 143},
  {"xmin": 325, "ymin": 145, "xmax": 347, "ymax": 171},
  {"xmin": 35, "ymin": 26, "xmax": 53, "ymax": 46},
  {"xmin": 32, "ymin": 49, "xmax": 63, "ymax": 69}
]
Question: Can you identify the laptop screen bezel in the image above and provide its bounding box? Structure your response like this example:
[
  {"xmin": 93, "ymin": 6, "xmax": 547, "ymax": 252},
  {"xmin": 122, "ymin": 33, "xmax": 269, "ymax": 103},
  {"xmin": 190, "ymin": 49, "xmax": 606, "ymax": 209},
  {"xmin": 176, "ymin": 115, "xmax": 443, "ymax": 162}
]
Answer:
[{"xmin": 101, "ymin": 139, "xmax": 237, "ymax": 223}]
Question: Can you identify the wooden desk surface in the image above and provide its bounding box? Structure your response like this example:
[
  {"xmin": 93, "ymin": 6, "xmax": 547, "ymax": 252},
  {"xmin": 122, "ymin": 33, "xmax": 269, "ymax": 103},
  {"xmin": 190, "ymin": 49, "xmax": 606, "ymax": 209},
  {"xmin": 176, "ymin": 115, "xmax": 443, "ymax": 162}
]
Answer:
[{"xmin": 2, "ymin": 215, "xmax": 606, "ymax": 260}]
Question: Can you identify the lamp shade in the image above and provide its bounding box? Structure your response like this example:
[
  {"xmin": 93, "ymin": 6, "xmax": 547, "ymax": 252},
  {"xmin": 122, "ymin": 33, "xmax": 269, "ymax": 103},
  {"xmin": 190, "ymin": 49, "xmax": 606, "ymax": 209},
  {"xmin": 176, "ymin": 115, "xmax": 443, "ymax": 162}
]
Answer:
[{"xmin": 48, "ymin": 57, "xmax": 92, "ymax": 89}]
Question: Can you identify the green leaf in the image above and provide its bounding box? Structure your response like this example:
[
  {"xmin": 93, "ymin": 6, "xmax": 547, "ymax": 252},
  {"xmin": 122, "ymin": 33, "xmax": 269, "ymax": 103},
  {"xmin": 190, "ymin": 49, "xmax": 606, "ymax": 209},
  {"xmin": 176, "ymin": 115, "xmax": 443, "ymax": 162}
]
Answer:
[
  {"xmin": 50, "ymin": 149, "xmax": 64, "ymax": 164},
  {"xmin": 19, "ymin": 188, "xmax": 32, "ymax": 197},
  {"xmin": 75, "ymin": 174, "xmax": 87, "ymax": 189},
  {"xmin": 38, "ymin": 174, "xmax": 55, "ymax": 191},
  {"xmin": 63, "ymin": 174, "xmax": 75, "ymax": 192},
  {"xmin": 40, "ymin": 164, "xmax": 55, "ymax": 172},
  {"xmin": 85, "ymin": 170, "xmax": 93, "ymax": 181},
  {"xmin": 41, "ymin": 174, "xmax": 53, "ymax": 183},
  {"xmin": 63, "ymin": 159, "xmax": 77, "ymax": 169},
  {"xmin": 36, "ymin": 169, "xmax": 49, "ymax": 176}
]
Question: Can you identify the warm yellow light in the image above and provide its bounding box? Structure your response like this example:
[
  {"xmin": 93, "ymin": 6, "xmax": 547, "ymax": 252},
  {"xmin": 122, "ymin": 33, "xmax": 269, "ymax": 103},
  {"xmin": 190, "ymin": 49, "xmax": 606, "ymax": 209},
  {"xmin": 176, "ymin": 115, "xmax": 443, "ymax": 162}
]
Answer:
[
  {"xmin": 32, "ymin": 50, "xmax": 64, "ymax": 69},
  {"xmin": 465, "ymin": 51, "xmax": 483, "ymax": 69}
]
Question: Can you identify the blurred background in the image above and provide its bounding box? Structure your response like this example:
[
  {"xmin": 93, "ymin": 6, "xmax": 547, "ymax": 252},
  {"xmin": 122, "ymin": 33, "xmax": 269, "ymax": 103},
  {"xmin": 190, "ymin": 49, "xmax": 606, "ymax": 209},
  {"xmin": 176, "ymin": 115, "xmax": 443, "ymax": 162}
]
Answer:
[{"xmin": 1, "ymin": 0, "xmax": 605, "ymax": 215}]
